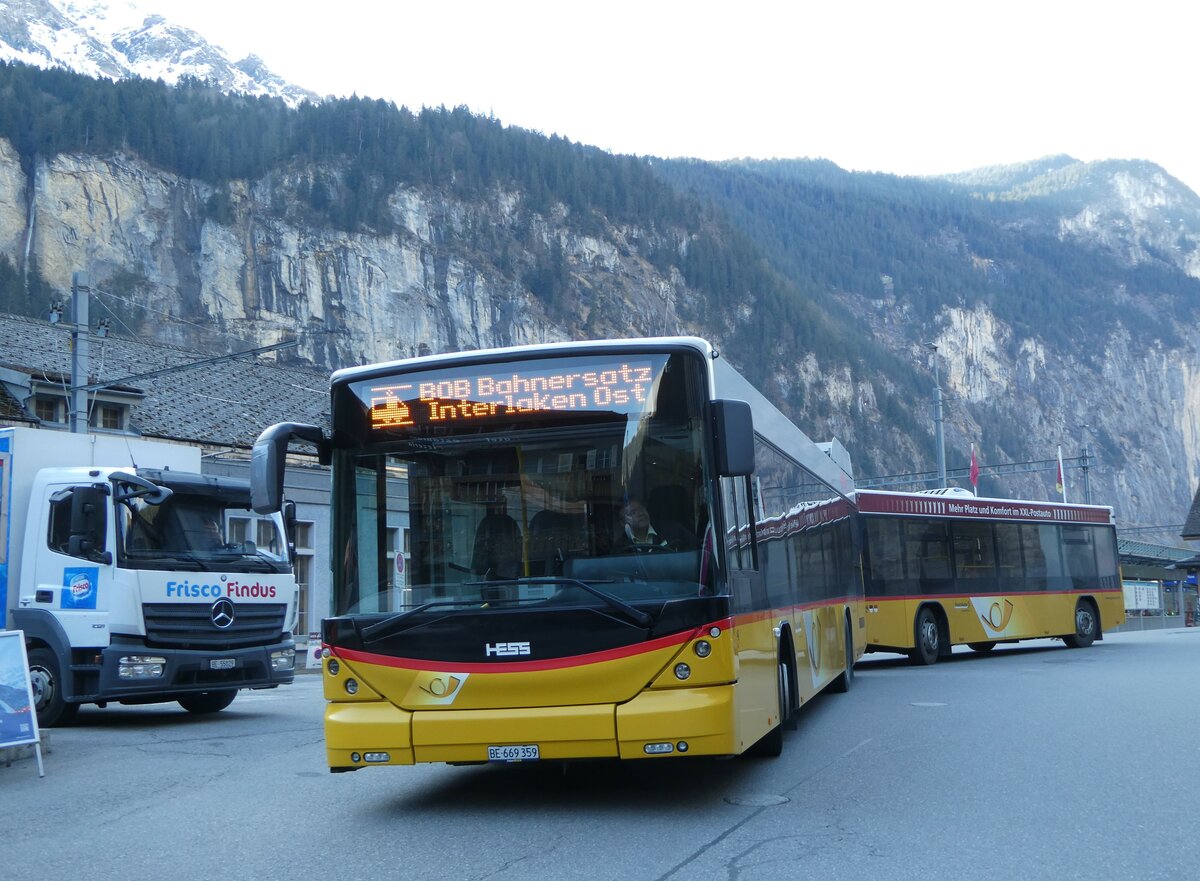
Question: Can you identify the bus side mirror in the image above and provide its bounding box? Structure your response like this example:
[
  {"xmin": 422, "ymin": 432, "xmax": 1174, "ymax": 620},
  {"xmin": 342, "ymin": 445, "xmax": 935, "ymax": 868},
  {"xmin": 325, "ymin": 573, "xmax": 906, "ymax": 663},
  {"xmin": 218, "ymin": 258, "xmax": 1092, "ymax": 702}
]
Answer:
[
  {"xmin": 252, "ymin": 422, "xmax": 328, "ymax": 514},
  {"xmin": 712, "ymin": 399, "xmax": 754, "ymax": 476}
]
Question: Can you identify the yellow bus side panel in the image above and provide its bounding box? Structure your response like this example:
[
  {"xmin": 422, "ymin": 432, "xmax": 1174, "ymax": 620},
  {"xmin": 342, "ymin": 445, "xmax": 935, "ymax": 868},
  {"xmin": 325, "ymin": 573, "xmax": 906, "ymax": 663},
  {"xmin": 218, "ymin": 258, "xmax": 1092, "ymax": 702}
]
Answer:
[
  {"xmin": 867, "ymin": 591, "xmax": 1127, "ymax": 651},
  {"xmin": 326, "ymin": 700, "xmax": 415, "ymax": 767},
  {"xmin": 616, "ymin": 686, "xmax": 737, "ymax": 757},
  {"xmin": 731, "ymin": 616, "xmax": 778, "ymax": 752}
]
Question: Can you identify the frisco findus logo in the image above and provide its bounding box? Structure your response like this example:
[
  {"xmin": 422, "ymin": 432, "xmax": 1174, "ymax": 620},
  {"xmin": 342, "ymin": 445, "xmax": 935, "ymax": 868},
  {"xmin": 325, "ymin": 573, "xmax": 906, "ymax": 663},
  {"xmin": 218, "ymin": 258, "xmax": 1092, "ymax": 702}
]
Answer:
[
  {"xmin": 166, "ymin": 578, "xmax": 278, "ymax": 599},
  {"xmin": 485, "ymin": 641, "xmax": 531, "ymax": 657}
]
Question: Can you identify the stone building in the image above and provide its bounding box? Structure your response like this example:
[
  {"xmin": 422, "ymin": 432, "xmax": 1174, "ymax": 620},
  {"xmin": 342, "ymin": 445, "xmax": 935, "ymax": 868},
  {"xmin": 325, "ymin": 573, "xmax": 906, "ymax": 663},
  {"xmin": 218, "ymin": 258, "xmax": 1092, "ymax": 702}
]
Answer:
[{"xmin": 0, "ymin": 310, "xmax": 336, "ymax": 646}]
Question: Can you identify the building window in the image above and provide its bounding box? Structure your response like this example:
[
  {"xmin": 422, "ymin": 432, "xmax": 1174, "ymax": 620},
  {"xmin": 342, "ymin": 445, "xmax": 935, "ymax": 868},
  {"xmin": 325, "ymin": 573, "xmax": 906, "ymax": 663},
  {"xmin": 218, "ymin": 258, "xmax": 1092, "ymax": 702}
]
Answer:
[
  {"xmin": 93, "ymin": 403, "xmax": 124, "ymax": 431},
  {"xmin": 34, "ymin": 396, "xmax": 64, "ymax": 424},
  {"xmin": 292, "ymin": 520, "xmax": 315, "ymax": 637}
]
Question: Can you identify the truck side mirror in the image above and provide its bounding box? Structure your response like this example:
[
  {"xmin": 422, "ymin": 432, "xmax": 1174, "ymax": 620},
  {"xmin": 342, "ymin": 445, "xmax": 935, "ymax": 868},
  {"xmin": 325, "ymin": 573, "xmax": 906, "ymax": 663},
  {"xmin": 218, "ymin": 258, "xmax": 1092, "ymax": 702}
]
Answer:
[
  {"xmin": 252, "ymin": 422, "xmax": 328, "ymax": 514},
  {"xmin": 68, "ymin": 485, "xmax": 113, "ymax": 564},
  {"xmin": 712, "ymin": 399, "xmax": 754, "ymax": 476}
]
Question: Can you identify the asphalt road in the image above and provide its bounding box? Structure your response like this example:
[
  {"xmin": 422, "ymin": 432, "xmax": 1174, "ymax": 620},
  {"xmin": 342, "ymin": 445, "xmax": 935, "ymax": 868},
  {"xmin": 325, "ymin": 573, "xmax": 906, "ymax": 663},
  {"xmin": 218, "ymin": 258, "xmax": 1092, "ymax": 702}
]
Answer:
[{"xmin": 3, "ymin": 629, "xmax": 1196, "ymax": 881}]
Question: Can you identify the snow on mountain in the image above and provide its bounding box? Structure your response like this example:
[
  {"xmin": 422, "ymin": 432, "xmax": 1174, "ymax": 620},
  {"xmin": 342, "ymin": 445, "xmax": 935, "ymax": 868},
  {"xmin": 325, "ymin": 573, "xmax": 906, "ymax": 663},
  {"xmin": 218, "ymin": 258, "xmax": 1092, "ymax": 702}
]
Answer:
[{"xmin": 0, "ymin": 0, "xmax": 318, "ymax": 105}]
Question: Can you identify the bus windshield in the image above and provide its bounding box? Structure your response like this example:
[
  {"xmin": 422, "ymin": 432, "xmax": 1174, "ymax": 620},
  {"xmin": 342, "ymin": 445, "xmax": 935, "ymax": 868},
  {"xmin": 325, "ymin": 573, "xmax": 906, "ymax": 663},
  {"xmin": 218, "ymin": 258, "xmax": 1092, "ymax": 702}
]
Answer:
[{"xmin": 332, "ymin": 350, "xmax": 718, "ymax": 616}]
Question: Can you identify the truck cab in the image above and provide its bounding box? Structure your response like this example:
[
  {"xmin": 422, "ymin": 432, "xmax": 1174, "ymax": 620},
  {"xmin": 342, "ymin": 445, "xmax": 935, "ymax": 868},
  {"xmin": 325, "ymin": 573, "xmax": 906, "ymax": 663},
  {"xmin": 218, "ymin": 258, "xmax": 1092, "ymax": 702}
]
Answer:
[{"xmin": 7, "ymin": 456, "xmax": 298, "ymax": 726}]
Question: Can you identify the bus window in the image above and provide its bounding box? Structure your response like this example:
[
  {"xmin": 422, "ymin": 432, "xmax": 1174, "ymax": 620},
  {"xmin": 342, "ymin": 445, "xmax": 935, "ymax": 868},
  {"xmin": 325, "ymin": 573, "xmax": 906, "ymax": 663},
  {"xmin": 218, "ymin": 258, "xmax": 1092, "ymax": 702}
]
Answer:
[
  {"xmin": 1093, "ymin": 526, "xmax": 1119, "ymax": 589},
  {"xmin": 721, "ymin": 475, "xmax": 756, "ymax": 571},
  {"xmin": 1021, "ymin": 523, "xmax": 1064, "ymax": 590},
  {"xmin": 1061, "ymin": 525, "xmax": 1098, "ymax": 590},
  {"xmin": 905, "ymin": 519, "xmax": 953, "ymax": 593},
  {"xmin": 994, "ymin": 522, "xmax": 1024, "ymax": 591},
  {"xmin": 865, "ymin": 518, "xmax": 905, "ymax": 597},
  {"xmin": 952, "ymin": 521, "xmax": 997, "ymax": 583}
]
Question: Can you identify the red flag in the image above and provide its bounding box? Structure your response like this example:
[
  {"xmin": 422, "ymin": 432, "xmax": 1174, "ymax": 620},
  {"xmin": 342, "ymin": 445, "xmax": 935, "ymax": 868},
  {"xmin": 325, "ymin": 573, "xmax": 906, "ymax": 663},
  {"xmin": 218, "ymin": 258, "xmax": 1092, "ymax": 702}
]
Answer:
[{"xmin": 969, "ymin": 444, "xmax": 979, "ymax": 490}]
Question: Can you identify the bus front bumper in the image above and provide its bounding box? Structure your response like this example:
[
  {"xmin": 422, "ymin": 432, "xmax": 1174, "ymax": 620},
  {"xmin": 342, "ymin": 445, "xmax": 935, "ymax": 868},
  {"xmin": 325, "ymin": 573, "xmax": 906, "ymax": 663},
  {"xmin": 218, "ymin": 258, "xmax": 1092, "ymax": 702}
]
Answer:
[{"xmin": 325, "ymin": 684, "xmax": 737, "ymax": 769}]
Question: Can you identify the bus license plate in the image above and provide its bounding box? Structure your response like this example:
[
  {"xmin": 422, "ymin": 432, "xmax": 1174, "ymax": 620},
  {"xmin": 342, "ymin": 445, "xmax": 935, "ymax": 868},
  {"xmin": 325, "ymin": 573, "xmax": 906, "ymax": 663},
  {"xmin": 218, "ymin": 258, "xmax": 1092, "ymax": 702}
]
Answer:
[
  {"xmin": 488, "ymin": 744, "xmax": 539, "ymax": 762},
  {"xmin": 209, "ymin": 658, "xmax": 236, "ymax": 670}
]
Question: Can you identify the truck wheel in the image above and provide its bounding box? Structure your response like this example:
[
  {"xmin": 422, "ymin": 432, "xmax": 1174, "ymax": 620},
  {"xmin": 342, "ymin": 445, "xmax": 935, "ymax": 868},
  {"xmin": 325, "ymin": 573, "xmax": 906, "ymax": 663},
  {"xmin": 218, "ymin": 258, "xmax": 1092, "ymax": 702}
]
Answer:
[
  {"xmin": 178, "ymin": 690, "xmax": 238, "ymax": 714},
  {"xmin": 28, "ymin": 647, "xmax": 79, "ymax": 727}
]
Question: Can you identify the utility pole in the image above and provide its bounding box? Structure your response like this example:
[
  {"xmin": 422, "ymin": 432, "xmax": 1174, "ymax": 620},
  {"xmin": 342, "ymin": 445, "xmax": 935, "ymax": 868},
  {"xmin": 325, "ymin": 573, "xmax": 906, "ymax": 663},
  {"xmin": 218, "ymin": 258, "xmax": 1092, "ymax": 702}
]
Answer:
[
  {"xmin": 926, "ymin": 342, "xmax": 946, "ymax": 488},
  {"xmin": 1080, "ymin": 423, "xmax": 1093, "ymax": 505},
  {"xmin": 70, "ymin": 271, "xmax": 90, "ymax": 433}
]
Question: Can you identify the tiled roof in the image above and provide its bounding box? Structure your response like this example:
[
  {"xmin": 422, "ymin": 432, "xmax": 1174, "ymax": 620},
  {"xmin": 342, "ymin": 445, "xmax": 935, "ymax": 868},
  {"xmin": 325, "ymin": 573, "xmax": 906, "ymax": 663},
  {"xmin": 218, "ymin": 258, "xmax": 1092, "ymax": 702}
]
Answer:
[{"xmin": 0, "ymin": 312, "xmax": 330, "ymax": 449}]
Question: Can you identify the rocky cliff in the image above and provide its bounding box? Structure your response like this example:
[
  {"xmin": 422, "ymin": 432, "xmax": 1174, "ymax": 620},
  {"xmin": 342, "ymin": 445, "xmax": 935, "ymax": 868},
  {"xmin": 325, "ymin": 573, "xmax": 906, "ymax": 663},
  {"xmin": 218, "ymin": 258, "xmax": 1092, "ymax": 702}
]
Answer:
[{"xmin": 2, "ymin": 137, "xmax": 1197, "ymax": 541}]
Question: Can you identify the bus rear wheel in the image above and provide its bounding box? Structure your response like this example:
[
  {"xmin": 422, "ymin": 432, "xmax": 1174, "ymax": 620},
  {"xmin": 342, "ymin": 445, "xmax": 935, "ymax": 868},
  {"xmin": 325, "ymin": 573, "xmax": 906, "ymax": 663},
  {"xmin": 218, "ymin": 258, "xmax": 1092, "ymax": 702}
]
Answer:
[
  {"xmin": 909, "ymin": 607, "xmax": 941, "ymax": 666},
  {"xmin": 829, "ymin": 617, "xmax": 854, "ymax": 693},
  {"xmin": 1063, "ymin": 600, "xmax": 1098, "ymax": 648},
  {"xmin": 178, "ymin": 690, "xmax": 238, "ymax": 714}
]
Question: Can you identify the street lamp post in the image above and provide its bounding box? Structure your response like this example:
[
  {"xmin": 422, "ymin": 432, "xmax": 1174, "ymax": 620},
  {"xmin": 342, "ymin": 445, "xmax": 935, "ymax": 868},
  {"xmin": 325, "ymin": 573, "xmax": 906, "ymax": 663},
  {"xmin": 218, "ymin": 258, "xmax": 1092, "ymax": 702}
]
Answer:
[{"xmin": 927, "ymin": 342, "xmax": 946, "ymax": 489}]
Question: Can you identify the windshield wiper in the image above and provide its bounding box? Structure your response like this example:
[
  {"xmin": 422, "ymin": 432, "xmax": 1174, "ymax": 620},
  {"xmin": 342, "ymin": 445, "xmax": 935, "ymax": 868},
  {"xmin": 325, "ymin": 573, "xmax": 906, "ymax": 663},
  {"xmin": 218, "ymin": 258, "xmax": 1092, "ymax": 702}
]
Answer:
[
  {"xmin": 470, "ymin": 577, "xmax": 654, "ymax": 628},
  {"xmin": 359, "ymin": 599, "xmax": 485, "ymax": 643}
]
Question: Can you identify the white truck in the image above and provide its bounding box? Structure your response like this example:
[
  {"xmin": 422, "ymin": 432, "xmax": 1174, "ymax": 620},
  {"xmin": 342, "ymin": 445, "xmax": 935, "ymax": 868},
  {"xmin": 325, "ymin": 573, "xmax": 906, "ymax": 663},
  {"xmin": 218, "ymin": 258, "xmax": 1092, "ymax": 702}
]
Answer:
[{"xmin": 0, "ymin": 426, "xmax": 297, "ymax": 726}]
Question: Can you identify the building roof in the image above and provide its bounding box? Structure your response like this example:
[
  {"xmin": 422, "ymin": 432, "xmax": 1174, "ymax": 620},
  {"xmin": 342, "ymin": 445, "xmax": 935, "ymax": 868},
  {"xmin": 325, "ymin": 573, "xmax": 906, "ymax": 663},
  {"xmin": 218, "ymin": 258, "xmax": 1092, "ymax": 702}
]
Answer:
[
  {"xmin": 0, "ymin": 312, "xmax": 330, "ymax": 450},
  {"xmin": 1182, "ymin": 485, "xmax": 1200, "ymax": 541},
  {"xmin": 1117, "ymin": 537, "xmax": 1197, "ymax": 568}
]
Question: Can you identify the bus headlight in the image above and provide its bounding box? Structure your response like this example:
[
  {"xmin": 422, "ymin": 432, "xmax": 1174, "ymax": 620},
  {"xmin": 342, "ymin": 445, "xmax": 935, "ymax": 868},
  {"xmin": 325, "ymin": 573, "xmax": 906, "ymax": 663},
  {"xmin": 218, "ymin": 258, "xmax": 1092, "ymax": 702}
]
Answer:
[
  {"xmin": 345, "ymin": 678, "xmax": 359, "ymax": 695},
  {"xmin": 674, "ymin": 663, "xmax": 691, "ymax": 680},
  {"xmin": 327, "ymin": 659, "xmax": 340, "ymax": 676},
  {"xmin": 694, "ymin": 640, "xmax": 712, "ymax": 658}
]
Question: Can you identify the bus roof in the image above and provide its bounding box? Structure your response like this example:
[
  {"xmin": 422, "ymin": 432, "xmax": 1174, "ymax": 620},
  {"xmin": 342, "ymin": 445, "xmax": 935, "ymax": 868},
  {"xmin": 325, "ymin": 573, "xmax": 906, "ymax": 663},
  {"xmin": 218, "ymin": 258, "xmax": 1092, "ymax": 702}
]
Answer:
[{"xmin": 330, "ymin": 336, "xmax": 715, "ymax": 386}]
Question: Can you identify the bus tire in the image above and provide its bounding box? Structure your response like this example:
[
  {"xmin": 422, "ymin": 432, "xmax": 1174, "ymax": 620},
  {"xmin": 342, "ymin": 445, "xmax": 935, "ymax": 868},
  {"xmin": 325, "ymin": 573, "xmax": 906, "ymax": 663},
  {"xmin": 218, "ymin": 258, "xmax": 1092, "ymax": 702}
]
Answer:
[
  {"xmin": 967, "ymin": 642, "xmax": 995, "ymax": 652},
  {"xmin": 178, "ymin": 690, "xmax": 238, "ymax": 714},
  {"xmin": 909, "ymin": 607, "xmax": 941, "ymax": 666},
  {"xmin": 28, "ymin": 647, "xmax": 80, "ymax": 727},
  {"xmin": 829, "ymin": 616, "xmax": 854, "ymax": 693},
  {"xmin": 1063, "ymin": 600, "xmax": 1098, "ymax": 648},
  {"xmin": 748, "ymin": 658, "xmax": 788, "ymax": 757}
]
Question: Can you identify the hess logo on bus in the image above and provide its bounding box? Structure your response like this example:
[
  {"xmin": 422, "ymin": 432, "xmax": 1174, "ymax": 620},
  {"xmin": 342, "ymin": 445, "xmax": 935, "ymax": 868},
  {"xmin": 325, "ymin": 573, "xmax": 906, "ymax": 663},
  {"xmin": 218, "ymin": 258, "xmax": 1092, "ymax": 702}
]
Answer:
[{"xmin": 485, "ymin": 641, "xmax": 531, "ymax": 657}]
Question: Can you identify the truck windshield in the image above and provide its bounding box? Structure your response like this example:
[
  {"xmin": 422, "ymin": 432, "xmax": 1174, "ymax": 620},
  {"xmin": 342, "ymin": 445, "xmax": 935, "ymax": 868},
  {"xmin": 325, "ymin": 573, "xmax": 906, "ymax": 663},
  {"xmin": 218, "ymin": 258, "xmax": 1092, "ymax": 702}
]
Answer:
[
  {"xmin": 332, "ymin": 350, "xmax": 720, "ymax": 616},
  {"xmin": 118, "ymin": 491, "xmax": 289, "ymax": 573}
]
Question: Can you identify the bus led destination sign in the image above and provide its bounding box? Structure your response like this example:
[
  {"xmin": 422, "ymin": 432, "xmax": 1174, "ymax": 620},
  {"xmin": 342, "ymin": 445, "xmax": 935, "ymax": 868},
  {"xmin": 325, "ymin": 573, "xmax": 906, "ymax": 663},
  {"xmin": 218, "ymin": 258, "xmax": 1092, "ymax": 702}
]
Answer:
[{"xmin": 367, "ymin": 360, "xmax": 660, "ymax": 431}]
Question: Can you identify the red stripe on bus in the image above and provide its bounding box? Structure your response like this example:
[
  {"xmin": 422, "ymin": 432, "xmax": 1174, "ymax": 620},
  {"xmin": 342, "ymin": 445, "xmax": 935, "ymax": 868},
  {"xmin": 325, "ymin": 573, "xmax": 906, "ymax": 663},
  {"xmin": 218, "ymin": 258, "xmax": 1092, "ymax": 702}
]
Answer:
[
  {"xmin": 332, "ymin": 618, "xmax": 734, "ymax": 673},
  {"xmin": 864, "ymin": 588, "xmax": 1123, "ymax": 602}
]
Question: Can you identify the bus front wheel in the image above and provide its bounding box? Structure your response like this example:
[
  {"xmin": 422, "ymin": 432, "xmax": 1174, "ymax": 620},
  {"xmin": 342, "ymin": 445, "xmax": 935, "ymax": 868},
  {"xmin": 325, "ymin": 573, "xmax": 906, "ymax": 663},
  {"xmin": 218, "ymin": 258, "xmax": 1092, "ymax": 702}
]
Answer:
[
  {"xmin": 1063, "ymin": 600, "xmax": 1098, "ymax": 648},
  {"xmin": 967, "ymin": 642, "xmax": 995, "ymax": 653},
  {"xmin": 909, "ymin": 607, "xmax": 941, "ymax": 666}
]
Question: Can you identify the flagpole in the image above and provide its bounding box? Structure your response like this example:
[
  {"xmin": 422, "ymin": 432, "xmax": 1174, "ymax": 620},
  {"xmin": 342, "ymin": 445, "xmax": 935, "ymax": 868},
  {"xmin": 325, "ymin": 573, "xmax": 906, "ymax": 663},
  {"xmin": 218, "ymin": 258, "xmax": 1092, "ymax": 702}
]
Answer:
[{"xmin": 1056, "ymin": 445, "xmax": 1067, "ymax": 503}]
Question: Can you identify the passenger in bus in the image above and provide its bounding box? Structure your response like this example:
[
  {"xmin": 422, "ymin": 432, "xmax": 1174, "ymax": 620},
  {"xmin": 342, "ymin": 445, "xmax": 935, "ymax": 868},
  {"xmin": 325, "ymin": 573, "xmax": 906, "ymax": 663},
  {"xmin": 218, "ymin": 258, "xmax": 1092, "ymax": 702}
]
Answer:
[{"xmin": 471, "ymin": 498, "xmax": 523, "ymax": 579}]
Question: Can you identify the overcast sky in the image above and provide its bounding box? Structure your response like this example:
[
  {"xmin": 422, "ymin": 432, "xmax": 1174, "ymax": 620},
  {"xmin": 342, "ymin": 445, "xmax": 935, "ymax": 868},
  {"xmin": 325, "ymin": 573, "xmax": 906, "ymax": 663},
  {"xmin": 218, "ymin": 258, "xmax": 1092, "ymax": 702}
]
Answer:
[{"xmin": 141, "ymin": 0, "xmax": 1200, "ymax": 197}]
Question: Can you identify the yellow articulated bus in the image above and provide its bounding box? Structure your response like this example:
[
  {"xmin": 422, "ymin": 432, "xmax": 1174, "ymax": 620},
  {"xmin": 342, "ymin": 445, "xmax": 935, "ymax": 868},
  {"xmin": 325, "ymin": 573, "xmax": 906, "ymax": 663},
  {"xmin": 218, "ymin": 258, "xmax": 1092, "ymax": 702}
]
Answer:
[
  {"xmin": 856, "ymin": 488, "xmax": 1125, "ymax": 664},
  {"xmin": 252, "ymin": 337, "xmax": 864, "ymax": 770}
]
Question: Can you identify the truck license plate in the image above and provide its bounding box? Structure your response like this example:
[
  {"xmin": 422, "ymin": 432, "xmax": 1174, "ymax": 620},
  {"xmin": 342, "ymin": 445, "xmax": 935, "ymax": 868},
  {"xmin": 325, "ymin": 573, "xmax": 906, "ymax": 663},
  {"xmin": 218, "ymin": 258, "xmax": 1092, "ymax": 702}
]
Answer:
[
  {"xmin": 208, "ymin": 658, "xmax": 236, "ymax": 670},
  {"xmin": 488, "ymin": 744, "xmax": 539, "ymax": 762}
]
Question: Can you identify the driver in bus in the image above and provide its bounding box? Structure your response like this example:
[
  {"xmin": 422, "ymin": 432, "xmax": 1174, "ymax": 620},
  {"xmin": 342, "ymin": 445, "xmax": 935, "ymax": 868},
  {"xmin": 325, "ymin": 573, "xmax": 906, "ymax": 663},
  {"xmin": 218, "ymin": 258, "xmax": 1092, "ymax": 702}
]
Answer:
[{"xmin": 618, "ymin": 498, "xmax": 693, "ymax": 550}]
